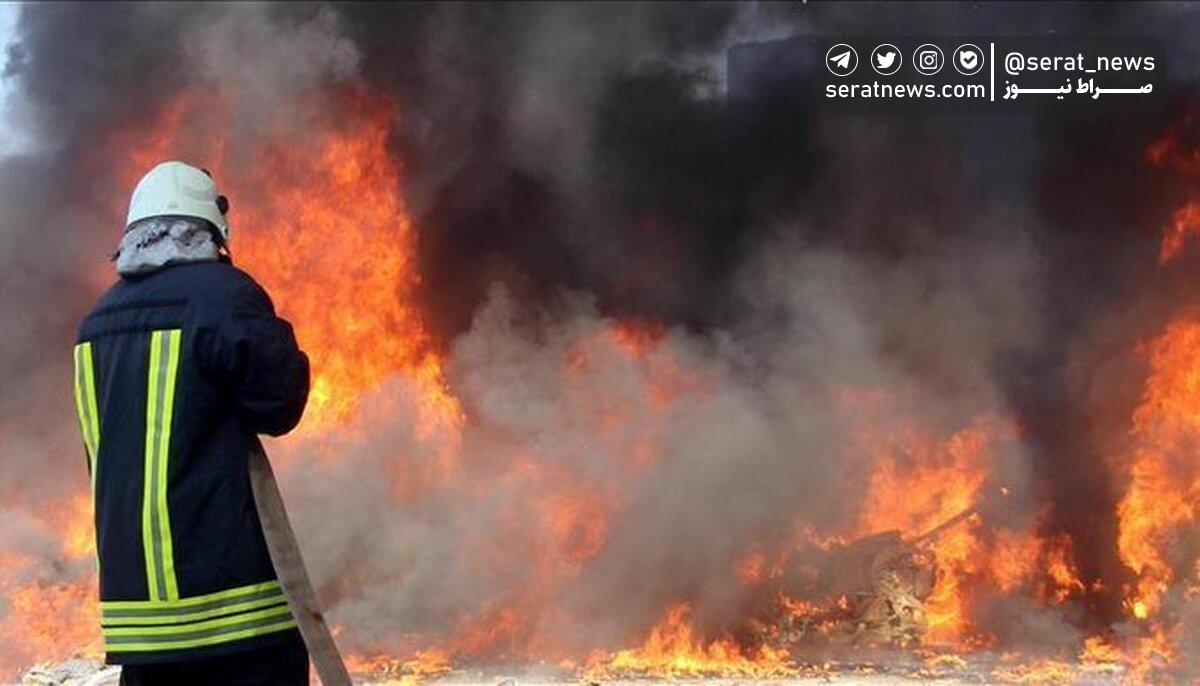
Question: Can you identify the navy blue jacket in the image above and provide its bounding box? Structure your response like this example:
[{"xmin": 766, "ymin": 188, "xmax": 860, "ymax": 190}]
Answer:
[{"xmin": 72, "ymin": 260, "xmax": 309, "ymax": 664}]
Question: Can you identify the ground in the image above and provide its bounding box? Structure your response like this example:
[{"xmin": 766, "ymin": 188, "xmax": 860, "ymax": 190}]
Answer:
[{"xmin": 15, "ymin": 656, "xmax": 1131, "ymax": 686}]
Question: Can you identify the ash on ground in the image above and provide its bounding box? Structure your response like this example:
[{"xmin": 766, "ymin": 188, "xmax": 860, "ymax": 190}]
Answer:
[{"xmin": 18, "ymin": 659, "xmax": 117, "ymax": 686}]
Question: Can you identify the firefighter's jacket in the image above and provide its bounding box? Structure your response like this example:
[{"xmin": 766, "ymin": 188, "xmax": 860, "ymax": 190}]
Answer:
[{"xmin": 72, "ymin": 260, "xmax": 310, "ymax": 664}]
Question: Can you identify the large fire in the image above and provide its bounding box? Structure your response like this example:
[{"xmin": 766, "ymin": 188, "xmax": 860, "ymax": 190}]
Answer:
[
  {"xmin": 235, "ymin": 93, "xmax": 461, "ymax": 441},
  {"xmin": 1117, "ymin": 319, "xmax": 1200, "ymax": 621},
  {"xmin": 5, "ymin": 88, "xmax": 1200, "ymax": 682},
  {"xmin": 110, "ymin": 89, "xmax": 462, "ymax": 440}
]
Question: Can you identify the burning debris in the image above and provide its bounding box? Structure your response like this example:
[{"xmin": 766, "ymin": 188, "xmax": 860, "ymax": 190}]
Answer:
[{"xmin": 736, "ymin": 517, "xmax": 952, "ymax": 651}]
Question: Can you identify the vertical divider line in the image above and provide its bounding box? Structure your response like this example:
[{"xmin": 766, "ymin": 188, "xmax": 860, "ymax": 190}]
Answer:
[{"xmin": 990, "ymin": 42, "xmax": 996, "ymax": 102}]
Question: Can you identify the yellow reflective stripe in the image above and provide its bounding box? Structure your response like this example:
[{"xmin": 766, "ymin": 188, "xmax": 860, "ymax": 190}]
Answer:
[
  {"xmin": 72, "ymin": 346, "xmax": 87, "ymax": 456},
  {"xmin": 102, "ymin": 595, "xmax": 289, "ymax": 626},
  {"xmin": 103, "ymin": 618, "xmax": 297, "ymax": 653},
  {"xmin": 158, "ymin": 330, "xmax": 181, "ymax": 600},
  {"xmin": 72, "ymin": 343, "xmax": 100, "ymax": 478},
  {"xmin": 101, "ymin": 581, "xmax": 283, "ymax": 611},
  {"xmin": 103, "ymin": 604, "xmax": 293, "ymax": 638},
  {"xmin": 142, "ymin": 330, "xmax": 182, "ymax": 602},
  {"xmin": 101, "ymin": 580, "xmax": 297, "ymax": 652},
  {"xmin": 142, "ymin": 332, "xmax": 162, "ymax": 601},
  {"xmin": 74, "ymin": 342, "xmax": 101, "ymax": 577},
  {"xmin": 72, "ymin": 346, "xmax": 91, "ymax": 461},
  {"xmin": 81, "ymin": 344, "xmax": 101, "ymax": 472}
]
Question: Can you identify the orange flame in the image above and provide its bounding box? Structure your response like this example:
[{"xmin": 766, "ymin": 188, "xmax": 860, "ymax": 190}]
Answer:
[
  {"xmin": 856, "ymin": 417, "xmax": 995, "ymax": 644},
  {"xmin": 0, "ymin": 503, "xmax": 100, "ymax": 676},
  {"xmin": 1041, "ymin": 535, "xmax": 1086, "ymax": 604},
  {"xmin": 1117, "ymin": 318, "xmax": 1200, "ymax": 620},
  {"xmin": 1157, "ymin": 201, "xmax": 1200, "ymax": 264},
  {"xmin": 1147, "ymin": 122, "xmax": 1200, "ymax": 264},
  {"xmin": 236, "ymin": 93, "xmax": 460, "ymax": 438},
  {"xmin": 584, "ymin": 603, "xmax": 795, "ymax": 680},
  {"xmin": 111, "ymin": 89, "xmax": 462, "ymax": 440}
]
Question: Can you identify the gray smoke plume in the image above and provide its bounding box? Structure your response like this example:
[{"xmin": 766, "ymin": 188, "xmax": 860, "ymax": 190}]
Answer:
[
  {"xmin": 281, "ymin": 236, "xmax": 1043, "ymax": 655},
  {"xmin": 1, "ymin": 0, "xmax": 1199, "ymax": 677}
]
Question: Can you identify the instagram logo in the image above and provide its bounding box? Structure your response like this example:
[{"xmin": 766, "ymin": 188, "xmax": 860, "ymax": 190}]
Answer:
[{"xmin": 913, "ymin": 43, "xmax": 944, "ymax": 75}]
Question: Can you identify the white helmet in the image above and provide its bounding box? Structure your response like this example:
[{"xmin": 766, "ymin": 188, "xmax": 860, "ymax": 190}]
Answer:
[{"xmin": 127, "ymin": 161, "xmax": 230, "ymax": 245}]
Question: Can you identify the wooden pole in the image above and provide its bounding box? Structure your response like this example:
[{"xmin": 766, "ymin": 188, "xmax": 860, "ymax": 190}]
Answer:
[{"xmin": 248, "ymin": 437, "xmax": 353, "ymax": 686}]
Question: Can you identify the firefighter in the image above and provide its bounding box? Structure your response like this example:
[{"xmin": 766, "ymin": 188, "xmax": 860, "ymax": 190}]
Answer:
[{"xmin": 72, "ymin": 161, "xmax": 311, "ymax": 685}]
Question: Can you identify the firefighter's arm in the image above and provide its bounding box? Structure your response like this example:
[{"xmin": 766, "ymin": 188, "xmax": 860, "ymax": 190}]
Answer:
[{"xmin": 207, "ymin": 280, "xmax": 311, "ymax": 436}]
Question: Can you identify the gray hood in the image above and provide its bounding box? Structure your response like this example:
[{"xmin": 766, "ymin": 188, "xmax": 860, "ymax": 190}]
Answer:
[{"xmin": 115, "ymin": 217, "xmax": 221, "ymax": 276}]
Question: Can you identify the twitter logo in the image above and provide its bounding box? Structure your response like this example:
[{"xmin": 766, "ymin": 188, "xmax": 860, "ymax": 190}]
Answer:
[{"xmin": 871, "ymin": 43, "xmax": 902, "ymax": 75}]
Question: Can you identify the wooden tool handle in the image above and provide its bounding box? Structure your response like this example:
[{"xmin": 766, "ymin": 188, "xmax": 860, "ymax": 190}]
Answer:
[{"xmin": 248, "ymin": 438, "xmax": 353, "ymax": 686}]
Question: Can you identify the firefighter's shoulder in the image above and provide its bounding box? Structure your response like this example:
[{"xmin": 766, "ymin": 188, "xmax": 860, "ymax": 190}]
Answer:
[{"xmin": 174, "ymin": 261, "xmax": 276, "ymax": 314}]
